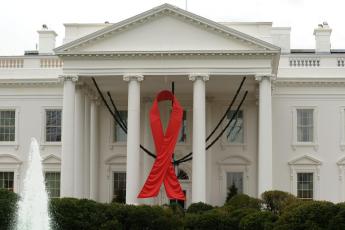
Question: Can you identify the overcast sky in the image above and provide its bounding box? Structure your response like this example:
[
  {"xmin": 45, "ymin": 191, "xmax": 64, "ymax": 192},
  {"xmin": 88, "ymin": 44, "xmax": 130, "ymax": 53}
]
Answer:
[{"xmin": 1, "ymin": 0, "xmax": 345, "ymax": 55}]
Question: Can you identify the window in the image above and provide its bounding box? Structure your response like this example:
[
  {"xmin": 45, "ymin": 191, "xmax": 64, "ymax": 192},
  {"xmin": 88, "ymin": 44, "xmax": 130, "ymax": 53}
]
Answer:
[
  {"xmin": 178, "ymin": 111, "xmax": 187, "ymax": 143},
  {"xmin": 226, "ymin": 110, "xmax": 244, "ymax": 143},
  {"xmin": 0, "ymin": 110, "xmax": 15, "ymax": 142},
  {"xmin": 226, "ymin": 172, "xmax": 243, "ymax": 194},
  {"xmin": 45, "ymin": 110, "xmax": 62, "ymax": 142},
  {"xmin": 0, "ymin": 172, "xmax": 14, "ymax": 191},
  {"xmin": 114, "ymin": 111, "xmax": 127, "ymax": 142},
  {"xmin": 297, "ymin": 172, "xmax": 313, "ymax": 199},
  {"xmin": 113, "ymin": 172, "xmax": 126, "ymax": 203},
  {"xmin": 45, "ymin": 172, "xmax": 60, "ymax": 198},
  {"xmin": 297, "ymin": 109, "xmax": 314, "ymax": 142}
]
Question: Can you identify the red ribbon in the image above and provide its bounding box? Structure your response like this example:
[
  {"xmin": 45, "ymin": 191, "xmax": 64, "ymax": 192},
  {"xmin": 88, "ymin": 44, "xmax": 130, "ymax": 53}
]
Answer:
[{"xmin": 138, "ymin": 90, "xmax": 185, "ymax": 200}]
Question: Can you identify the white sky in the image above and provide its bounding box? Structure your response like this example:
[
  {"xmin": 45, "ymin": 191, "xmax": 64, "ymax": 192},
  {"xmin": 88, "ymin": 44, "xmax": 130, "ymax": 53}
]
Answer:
[{"xmin": 1, "ymin": 0, "xmax": 345, "ymax": 55}]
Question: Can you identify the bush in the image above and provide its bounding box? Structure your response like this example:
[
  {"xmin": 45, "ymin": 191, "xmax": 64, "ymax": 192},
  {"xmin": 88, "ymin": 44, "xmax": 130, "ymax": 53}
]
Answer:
[
  {"xmin": 186, "ymin": 202, "xmax": 213, "ymax": 214},
  {"xmin": 239, "ymin": 211, "xmax": 278, "ymax": 230},
  {"xmin": 328, "ymin": 203, "xmax": 345, "ymax": 230},
  {"xmin": 0, "ymin": 189, "xmax": 18, "ymax": 230},
  {"xmin": 227, "ymin": 194, "xmax": 262, "ymax": 210},
  {"xmin": 223, "ymin": 208, "xmax": 258, "ymax": 229},
  {"xmin": 261, "ymin": 190, "xmax": 297, "ymax": 215},
  {"xmin": 50, "ymin": 198, "xmax": 113, "ymax": 230},
  {"xmin": 274, "ymin": 201, "xmax": 337, "ymax": 230}
]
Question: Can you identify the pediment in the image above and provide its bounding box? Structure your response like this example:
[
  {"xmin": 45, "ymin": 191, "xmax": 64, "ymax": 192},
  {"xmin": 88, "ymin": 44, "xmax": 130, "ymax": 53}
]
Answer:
[
  {"xmin": 105, "ymin": 154, "xmax": 127, "ymax": 164},
  {"xmin": 218, "ymin": 155, "xmax": 251, "ymax": 165},
  {"xmin": 288, "ymin": 154, "xmax": 322, "ymax": 166},
  {"xmin": 42, "ymin": 154, "xmax": 61, "ymax": 164},
  {"xmin": 0, "ymin": 154, "xmax": 22, "ymax": 164},
  {"xmin": 55, "ymin": 4, "xmax": 279, "ymax": 55}
]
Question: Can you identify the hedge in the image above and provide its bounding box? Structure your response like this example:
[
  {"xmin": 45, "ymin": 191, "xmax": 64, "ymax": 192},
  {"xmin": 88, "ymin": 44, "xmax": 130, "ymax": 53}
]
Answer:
[{"xmin": 2, "ymin": 189, "xmax": 345, "ymax": 229}]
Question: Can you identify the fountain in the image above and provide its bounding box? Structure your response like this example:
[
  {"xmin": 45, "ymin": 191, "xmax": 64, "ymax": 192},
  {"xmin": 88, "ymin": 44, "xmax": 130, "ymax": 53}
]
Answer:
[{"xmin": 15, "ymin": 138, "xmax": 51, "ymax": 230}]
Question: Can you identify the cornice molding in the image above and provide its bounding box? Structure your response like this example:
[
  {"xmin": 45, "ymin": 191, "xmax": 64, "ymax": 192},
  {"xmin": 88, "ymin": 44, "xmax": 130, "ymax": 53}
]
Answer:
[
  {"xmin": 274, "ymin": 79, "xmax": 345, "ymax": 87},
  {"xmin": 0, "ymin": 79, "xmax": 61, "ymax": 87},
  {"xmin": 56, "ymin": 50, "xmax": 279, "ymax": 58}
]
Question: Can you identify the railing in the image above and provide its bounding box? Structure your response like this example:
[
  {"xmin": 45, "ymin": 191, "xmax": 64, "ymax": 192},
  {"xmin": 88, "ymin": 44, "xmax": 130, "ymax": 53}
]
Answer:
[
  {"xmin": 289, "ymin": 57, "xmax": 320, "ymax": 67},
  {"xmin": 40, "ymin": 58, "xmax": 63, "ymax": 68},
  {"xmin": 0, "ymin": 59, "xmax": 24, "ymax": 68}
]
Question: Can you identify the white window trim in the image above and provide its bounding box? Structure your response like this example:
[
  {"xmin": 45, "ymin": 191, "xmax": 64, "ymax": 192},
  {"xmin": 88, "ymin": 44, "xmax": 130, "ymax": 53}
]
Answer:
[
  {"xmin": 0, "ymin": 154, "xmax": 22, "ymax": 193},
  {"xmin": 291, "ymin": 106, "xmax": 318, "ymax": 151},
  {"xmin": 339, "ymin": 107, "xmax": 345, "ymax": 151},
  {"xmin": 0, "ymin": 107, "xmax": 20, "ymax": 149},
  {"xmin": 105, "ymin": 154, "xmax": 127, "ymax": 202},
  {"xmin": 108, "ymin": 107, "xmax": 127, "ymax": 149},
  {"xmin": 288, "ymin": 155, "xmax": 321, "ymax": 199},
  {"xmin": 220, "ymin": 106, "xmax": 248, "ymax": 150},
  {"xmin": 176, "ymin": 106, "xmax": 192, "ymax": 146},
  {"xmin": 40, "ymin": 106, "xmax": 62, "ymax": 148},
  {"xmin": 217, "ymin": 155, "xmax": 251, "ymax": 203},
  {"xmin": 337, "ymin": 156, "xmax": 345, "ymax": 201}
]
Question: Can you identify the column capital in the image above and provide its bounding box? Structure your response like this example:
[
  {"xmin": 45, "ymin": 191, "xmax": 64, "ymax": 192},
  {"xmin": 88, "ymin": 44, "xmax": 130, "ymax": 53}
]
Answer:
[
  {"xmin": 59, "ymin": 75, "xmax": 78, "ymax": 82},
  {"xmin": 123, "ymin": 74, "xmax": 144, "ymax": 82},
  {"xmin": 188, "ymin": 73, "xmax": 209, "ymax": 82},
  {"xmin": 254, "ymin": 74, "xmax": 275, "ymax": 82}
]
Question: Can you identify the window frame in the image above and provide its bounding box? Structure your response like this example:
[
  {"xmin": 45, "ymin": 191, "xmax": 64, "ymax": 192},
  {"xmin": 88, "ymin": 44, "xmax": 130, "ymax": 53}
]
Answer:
[
  {"xmin": 296, "ymin": 172, "xmax": 314, "ymax": 200},
  {"xmin": 109, "ymin": 106, "xmax": 128, "ymax": 148},
  {"xmin": 339, "ymin": 107, "xmax": 345, "ymax": 151},
  {"xmin": 41, "ymin": 106, "xmax": 62, "ymax": 147},
  {"xmin": 288, "ymin": 155, "xmax": 321, "ymax": 200},
  {"xmin": 0, "ymin": 154, "xmax": 22, "ymax": 193},
  {"xmin": 44, "ymin": 171, "xmax": 61, "ymax": 198},
  {"xmin": 0, "ymin": 107, "xmax": 19, "ymax": 148},
  {"xmin": 176, "ymin": 107, "xmax": 191, "ymax": 146},
  {"xmin": 292, "ymin": 106, "xmax": 318, "ymax": 150},
  {"xmin": 220, "ymin": 105, "xmax": 247, "ymax": 148}
]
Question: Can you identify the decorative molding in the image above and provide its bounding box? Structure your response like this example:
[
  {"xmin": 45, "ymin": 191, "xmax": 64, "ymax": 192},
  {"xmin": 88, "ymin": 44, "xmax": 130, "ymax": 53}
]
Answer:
[
  {"xmin": 0, "ymin": 79, "xmax": 61, "ymax": 87},
  {"xmin": 188, "ymin": 73, "xmax": 209, "ymax": 81},
  {"xmin": 288, "ymin": 154, "xmax": 322, "ymax": 166},
  {"xmin": 58, "ymin": 75, "xmax": 78, "ymax": 82},
  {"xmin": 123, "ymin": 74, "xmax": 144, "ymax": 82},
  {"xmin": 274, "ymin": 79, "xmax": 345, "ymax": 88}
]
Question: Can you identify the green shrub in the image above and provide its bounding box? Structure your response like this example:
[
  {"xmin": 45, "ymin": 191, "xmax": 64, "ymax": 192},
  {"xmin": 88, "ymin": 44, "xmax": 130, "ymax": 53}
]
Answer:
[
  {"xmin": 223, "ymin": 208, "xmax": 257, "ymax": 229},
  {"xmin": 186, "ymin": 202, "xmax": 213, "ymax": 214},
  {"xmin": 261, "ymin": 190, "xmax": 297, "ymax": 215},
  {"xmin": 328, "ymin": 203, "xmax": 345, "ymax": 230},
  {"xmin": 239, "ymin": 211, "xmax": 278, "ymax": 230},
  {"xmin": 274, "ymin": 201, "xmax": 337, "ymax": 230},
  {"xmin": 184, "ymin": 209, "xmax": 231, "ymax": 230},
  {"xmin": 50, "ymin": 198, "xmax": 112, "ymax": 230},
  {"xmin": 227, "ymin": 194, "xmax": 262, "ymax": 210},
  {"xmin": 0, "ymin": 189, "xmax": 18, "ymax": 230}
]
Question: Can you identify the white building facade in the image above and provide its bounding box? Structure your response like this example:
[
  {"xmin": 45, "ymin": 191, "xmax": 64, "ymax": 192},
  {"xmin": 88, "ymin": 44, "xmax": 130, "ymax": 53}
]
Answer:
[{"xmin": 1, "ymin": 4, "xmax": 345, "ymax": 207}]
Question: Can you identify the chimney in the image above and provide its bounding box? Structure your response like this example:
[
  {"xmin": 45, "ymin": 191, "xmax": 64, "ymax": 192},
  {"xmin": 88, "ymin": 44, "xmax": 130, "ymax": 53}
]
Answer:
[
  {"xmin": 37, "ymin": 24, "xmax": 57, "ymax": 54},
  {"xmin": 314, "ymin": 22, "xmax": 332, "ymax": 53},
  {"xmin": 271, "ymin": 27, "xmax": 291, "ymax": 53}
]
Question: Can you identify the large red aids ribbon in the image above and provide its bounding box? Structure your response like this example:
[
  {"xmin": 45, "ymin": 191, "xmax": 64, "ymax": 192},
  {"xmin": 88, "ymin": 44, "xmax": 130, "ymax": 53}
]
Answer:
[{"xmin": 138, "ymin": 90, "xmax": 185, "ymax": 200}]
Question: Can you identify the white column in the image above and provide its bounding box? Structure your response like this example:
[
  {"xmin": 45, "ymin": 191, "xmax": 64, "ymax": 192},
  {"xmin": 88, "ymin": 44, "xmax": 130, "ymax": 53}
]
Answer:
[
  {"xmin": 74, "ymin": 86, "xmax": 85, "ymax": 198},
  {"xmin": 90, "ymin": 97, "xmax": 99, "ymax": 201},
  {"xmin": 256, "ymin": 75, "xmax": 273, "ymax": 196},
  {"xmin": 60, "ymin": 75, "xmax": 77, "ymax": 197},
  {"xmin": 84, "ymin": 93, "xmax": 91, "ymax": 198},
  {"xmin": 189, "ymin": 74, "xmax": 209, "ymax": 203},
  {"xmin": 124, "ymin": 74, "xmax": 144, "ymax": 205}
]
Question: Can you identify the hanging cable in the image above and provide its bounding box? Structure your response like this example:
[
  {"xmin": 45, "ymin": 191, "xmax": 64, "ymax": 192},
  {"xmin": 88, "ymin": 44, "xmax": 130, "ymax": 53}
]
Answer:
[{"xmin": 176, "ymin": 90, "xmax": 248, "ymax": 164}]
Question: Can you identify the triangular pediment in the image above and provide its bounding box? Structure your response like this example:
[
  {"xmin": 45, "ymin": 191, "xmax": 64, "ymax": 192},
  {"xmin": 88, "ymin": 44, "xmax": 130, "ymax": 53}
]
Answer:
[
  {"xmin": 55, "ymin": 4, "xmax": 279, "ymax": 55},
  {"xmin": 42, "ymin": 154, "xmax": 61, "ymax": 164},
  {"xmin": 288, "ymin": 154, "xmax": 322, "ymax": 166}
]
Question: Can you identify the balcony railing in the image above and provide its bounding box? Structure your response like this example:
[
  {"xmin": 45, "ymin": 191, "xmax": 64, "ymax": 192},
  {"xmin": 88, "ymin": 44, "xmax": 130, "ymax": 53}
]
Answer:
[{"xmin": 0, "ymin": 56, "xmax": 63, "ymax": 69}]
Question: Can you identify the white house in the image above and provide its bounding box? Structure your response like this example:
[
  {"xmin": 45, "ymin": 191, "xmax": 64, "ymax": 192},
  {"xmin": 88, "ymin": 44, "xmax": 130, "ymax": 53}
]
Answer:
[{"xmin": 0, "ymin": 3, "xmax": 345, "ymax": 208}]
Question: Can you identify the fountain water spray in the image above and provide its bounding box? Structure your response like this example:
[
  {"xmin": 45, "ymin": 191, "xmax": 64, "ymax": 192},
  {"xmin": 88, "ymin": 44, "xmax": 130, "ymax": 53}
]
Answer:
[{"xmin": 16, "ymin": 138, "xmax": 51, "ymax": 230}]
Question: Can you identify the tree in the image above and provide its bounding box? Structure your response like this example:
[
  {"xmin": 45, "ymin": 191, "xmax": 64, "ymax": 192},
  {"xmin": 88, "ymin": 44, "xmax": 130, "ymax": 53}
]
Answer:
[{"xmin": 226, "ymin": 183, "xmax": 238, "ymax": 203}]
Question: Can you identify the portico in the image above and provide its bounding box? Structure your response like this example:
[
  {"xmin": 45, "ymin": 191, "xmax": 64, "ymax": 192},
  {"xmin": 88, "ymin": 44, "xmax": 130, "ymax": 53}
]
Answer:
[{"xmin": 54, "ymin": 4, "xmax": 280, "ymax": 205}]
